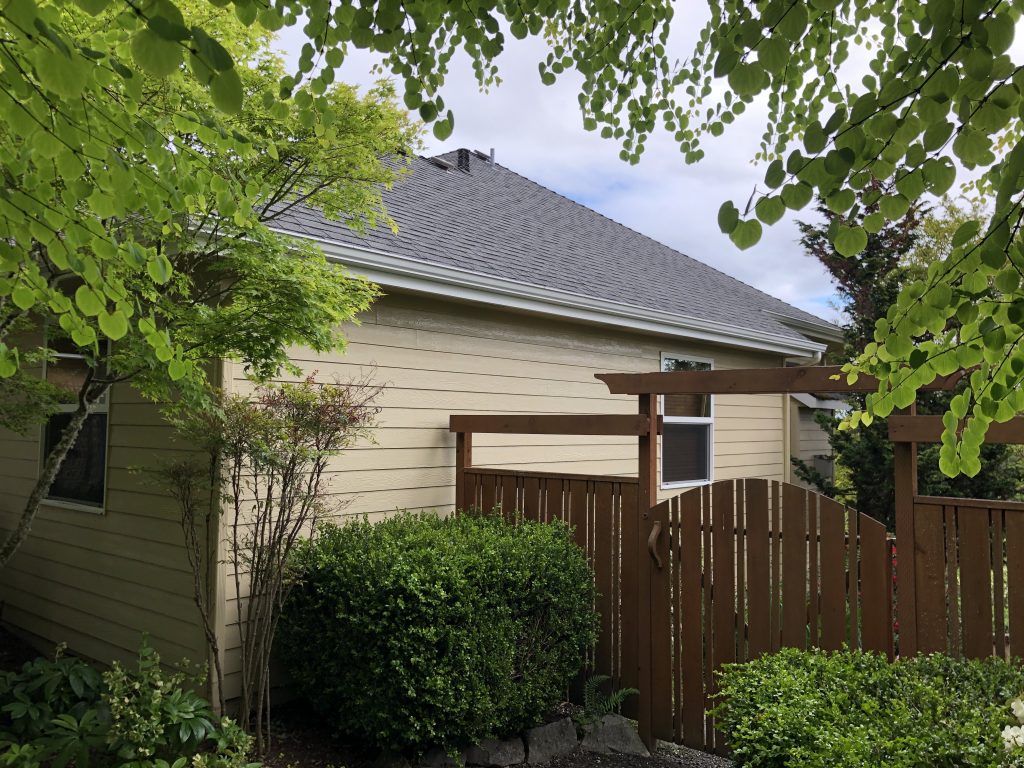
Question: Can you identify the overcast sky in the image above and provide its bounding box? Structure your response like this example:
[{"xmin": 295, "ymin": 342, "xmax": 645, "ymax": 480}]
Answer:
[{"xmin": 275, "ymin": 17, "xmax": 842, "ymax": 323}]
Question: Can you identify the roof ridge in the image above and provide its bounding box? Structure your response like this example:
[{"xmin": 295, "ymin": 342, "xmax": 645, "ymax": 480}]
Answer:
[{"xmin": 430, "ymin": 149, "xmax": 831, "ymax": 327}]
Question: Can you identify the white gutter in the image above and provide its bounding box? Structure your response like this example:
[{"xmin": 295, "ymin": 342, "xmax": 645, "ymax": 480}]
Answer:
[{"xmin": 277, "ymin": 230, "xmax": 828, "ymax": 358}]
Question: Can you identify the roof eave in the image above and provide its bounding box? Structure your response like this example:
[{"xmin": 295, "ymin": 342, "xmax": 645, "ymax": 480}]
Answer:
[{"xmin": 277, "ymin": 230, "xmax": 828, "ymax": 358}]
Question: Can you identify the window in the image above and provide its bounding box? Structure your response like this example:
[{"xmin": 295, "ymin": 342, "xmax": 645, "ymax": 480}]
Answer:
[
  {"xmin": 661, "ymin": 354, "xmax": 713, "ymax": 487},
  {"xmin": 41, "ymin": 337, "xmax": 108, "ymax": 509}
]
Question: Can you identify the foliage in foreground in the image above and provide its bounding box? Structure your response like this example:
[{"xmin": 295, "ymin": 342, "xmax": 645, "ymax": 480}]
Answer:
[
  {"xmin": 165, "ymin": 375, "xmax": 381, "ymax": 752},
  {"xmin": 278, "ymin": 512, "xmax": 598, "ymax": 753},
  {"xmin": 0, "ymin": 642, "xmax": 253, "ymax": 768},
  {"xmin": 713, "ymin": 647, "xmax": 1024, "ymax": 768}
]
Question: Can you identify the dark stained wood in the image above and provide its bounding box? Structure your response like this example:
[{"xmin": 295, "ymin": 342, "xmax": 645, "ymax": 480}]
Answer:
[
  {"xmin": 860, "ymin": 515, "xmax": 893, "ymax": 657},
  {"xmin": 701, "ymin": 484, "xmax": 714, "ymax": 747},
  {"xmin": 636, "ymin": 394, "xmax": 658, "ymax": 750},
  {"xmin": 745, "ymin": 479, "xmax": 771, "ymax": 659},
  {"xmin": 449, "ymin": 413, "xmax": 652, "ymax": 435},
  {"xmin": 455, "ymin": 431, "xmax": 472, "ymax": 510},
  {"xmin": 818, "ymin": 498, "xmax": 846, "ymax": 651},
  {"xmin": 736, "ymin": 480, "xmax": 747, "ymax": 662},
  {"xmin": 894, "ymin": 439, "xmax": 919, "ymax": 655},
  {"xmin": 770, "ymin": 481, "xmax": 782, "ymax": 652},
  {"xmin": 889, "ymin": 415, "xmax": 1024, "ymax": 444},
  {"xmin": 916, "ymin": 495, "xmax": 1024, "ymax": 512},
  {"xmin": 959, "ymin": 508, "xmax": 994, "ymax": 659},
  {"xmin": 594, "ymin": 481, "xmax": 614, "ymax": 676},
  {"xmin": 993, "ymin": 510, "xmax": 1006, "ymax": 659},
  {"xmin": 596, "ymin": 366, "xmax": 964, "ymax": 395},
  {"xmin": 619, "ymin": 481, "xmax": 640, "ymax": 715},
  {"xmin": 944, "ymin": 506, "xmax": 961, "ymax": 657},
  {"xmin": 914, "ymin": 503, "xmax": 948, "ymax": 655},
  {"xmin": 846, "ymin": 494, "xmax": 860, "ymax": 650},
  {"xmin": 679, "ymin": 490, "xmax": 704, "ymax": 746},
  {"xmin": 712, "ymin": 481, "xmax": 737, "ymax": 678},
  {"xmin": 523, "ymin": 475, "xmax": 541, "ymax": 522},
  {"xmin": 466, "ymin": 466, "xmax": 638, "ymax": 484},
  {"xmin": 807, "ymin": 495, "xmax": 819, "ymax": 647},
  {"xmin": 570, "ymin": 479, "xmax": 589, "ymax": 552},
  {"xmin": 649, "ymin": 497, "xmax": 674, "ymax": 741},
  {"xmin": 782, "ymin": 484, "xmax": 808, "ymax": 649},
  {"xmin": 481, "ymin": 471, "xmax": 497, "ymax": 512},
  {"xmin": 1007, "ymin": 512, "xmax": 1024, "ymax": 659},
  {"xmin": 502, "ymin": 474, "xmax": 518, "ymax": 521}
]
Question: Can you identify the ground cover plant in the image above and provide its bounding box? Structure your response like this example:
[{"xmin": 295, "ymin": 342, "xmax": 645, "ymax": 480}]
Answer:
[
  {"xmin": 0, "ymin": 642, "xmax": 253, "ymax": 768},
  {"xmin": 713, "ymin": 647, "xmax": 1024, "ymax": 767},
  {"xmin": 278, "ymin": 512, "xmax": 598, "ymax": 754}
]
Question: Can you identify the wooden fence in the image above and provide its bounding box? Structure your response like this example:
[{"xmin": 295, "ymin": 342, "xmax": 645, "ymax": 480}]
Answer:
[
  {"xmin": 460, "ymin": 466, "xmax": 640, "ymax": 703},
  {"xmin": 647, "ymin": 478, "xmax": 894, "ymax": 751},
  {"xmin": 908, "ymin": 495, "xmax": 1024, "ymax": 659}
]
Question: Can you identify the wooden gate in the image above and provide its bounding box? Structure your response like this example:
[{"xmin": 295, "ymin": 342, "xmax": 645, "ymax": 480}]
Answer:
[{"xmin": 646, "ymin": 479, "xmax": 894, "ymax": 752}]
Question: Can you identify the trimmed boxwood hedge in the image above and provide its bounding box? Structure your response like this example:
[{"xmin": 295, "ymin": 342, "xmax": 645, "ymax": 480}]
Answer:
[
  {"xmin": 713, "ymin": 647, "xmax": 1024, "ymax": 767},
  {"xmin": 277, "ymin": 512, "xmax": 598, "ymax": 753}
]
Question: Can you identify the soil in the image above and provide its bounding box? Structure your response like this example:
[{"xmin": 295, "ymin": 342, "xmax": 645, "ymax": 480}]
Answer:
[
  {"xmin": 0, "ymin": 625, "xmax": 39, "ymax": 673},
  {"xmin": 546, "ymin": 744, "xmax": 732, "ymax": 768}
]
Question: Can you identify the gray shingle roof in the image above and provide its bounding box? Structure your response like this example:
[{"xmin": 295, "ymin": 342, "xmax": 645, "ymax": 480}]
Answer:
[{"xmin": 271, "ymin": 149, "xmax": 838, "ymax": 344}]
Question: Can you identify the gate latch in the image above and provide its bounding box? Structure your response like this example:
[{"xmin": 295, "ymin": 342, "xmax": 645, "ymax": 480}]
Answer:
[{"xmin": 647, "ymin": 520, "xmax": 663, "ymax": 569}]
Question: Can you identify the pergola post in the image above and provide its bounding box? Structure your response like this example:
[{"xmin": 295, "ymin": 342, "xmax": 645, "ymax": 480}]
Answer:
[
  {"xmin": 455, "ymin": 431, "xmax": 472, "ymax": 511},
  {"xmin": 893, "ymin": 406, "xmax": 918, "ymax": 655},
  {"xmin": 636, "ymin": 393, "xmax": 658, "ymax": 749}
]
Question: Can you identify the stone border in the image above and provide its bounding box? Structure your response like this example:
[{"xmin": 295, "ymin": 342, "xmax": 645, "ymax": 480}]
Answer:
[{"xmin": 411, "ymin": 715, "xmax": 649, "ymax": 768}]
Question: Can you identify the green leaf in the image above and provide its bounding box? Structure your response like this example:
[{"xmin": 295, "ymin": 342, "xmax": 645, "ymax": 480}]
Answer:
[
  {"xmin": 728, "ymin": 62, "xmax": 765, "ymax": 97},
  {"xmin": 777, "ymin": 2, "xmax": 809, "ymax": 42},
  {"xmin": 210, "ymin": 68, "xmax": 243, "ymax": 113},
  {"xmin": 781, "ymin": 182, "xmax": 813, "ymax": 210},
  {"xmin": 755, "ymin": 196, "xmax": 785, "ymax": 225},
  {"xmin": 717, "ymin": 200, "xmax": 739, "ymax": 234},
  {"xmin": 147, "ymin": 254, "xmax": 172, "ymax": 284},
  {"xmin": 168, "ymin": 359, "xmax": 188, "ymax": 380},
  {"xmin": 764, "ymin": 159, "xmax": 785, "ymax": 189},
  {"xmin": 98, "ymin": 310, "xmax": 129, "ymax": 340},
  {"xmin": 131, "ymin": 28, "xmax": 183, "ymax": 77},
  {"xmin": 433, "ymin": 110, "xmax": 455, "ymax": 141},
  {"xmin": 803, "ymin": 121, "xmax": 827, "ymax": 154},
  {"xmin": 75, "ymin": 285, "xmax": 105, "ymax": 316},
  {"xmin": 191, "ymin": 26, "xmax": 233, "ymax": 71},
  {"xmin": 73, "ymin": 0, "xmax": 112, "ymax": 14},
  {"xmin": 834, "ymin": 225, "xmax": 868, "ymax": 257},
  {"xmin": 729, "ymin": 219, "xmax": 762, "ymax": 250},
  {"xmin": 11, "ymin": 285, "xmax": 36, "ymax": 310}
]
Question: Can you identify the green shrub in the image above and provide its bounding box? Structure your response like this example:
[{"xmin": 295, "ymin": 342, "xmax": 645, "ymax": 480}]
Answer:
[
  {"xmin": 278, "ymin": 512, "xmax": 598, "ymax": 753},
  {"xmin": 0, "ymin": 642, "xmax": 254, "ymax": 768},
  {"xmin": 713, "ymin": 647, "xmax": 1024, "ymax": 767}
]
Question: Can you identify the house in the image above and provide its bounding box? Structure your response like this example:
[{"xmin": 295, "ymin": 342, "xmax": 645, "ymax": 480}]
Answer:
[
  {"xmin": 790, "ymin": 393, "xmax": 846, "ymax": 486},
  {"xmin": 0, "ymin": 148, "xmax": 841, "ymax": 701}
]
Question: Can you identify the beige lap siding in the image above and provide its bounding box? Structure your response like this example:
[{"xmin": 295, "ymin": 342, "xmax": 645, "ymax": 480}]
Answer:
[
  {"xmin": 0, "ymin": 381, "xmax": 209, "ymax": 669},
  {"xmin": 217, "ymin": 290, "xmax": 788, "ymax": 701}
]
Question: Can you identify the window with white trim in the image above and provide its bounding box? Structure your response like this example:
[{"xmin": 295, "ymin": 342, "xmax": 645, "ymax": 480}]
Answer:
[
  {"xmin": 661, "ymin": 354, "xmax": 713, "ymax": 487},
  {"xmin": 41, "ymin": 336, "xmax": 108, "ymax": 509}
]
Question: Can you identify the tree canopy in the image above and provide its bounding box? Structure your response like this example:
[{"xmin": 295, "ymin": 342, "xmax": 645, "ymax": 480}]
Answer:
[
  {"xmin": 4, "ymin": 0, "xmax": 1024, "ymax": 476},
  {"xmin": 0, "ymin": 0, "xmax": 414, "ymax": 565}
]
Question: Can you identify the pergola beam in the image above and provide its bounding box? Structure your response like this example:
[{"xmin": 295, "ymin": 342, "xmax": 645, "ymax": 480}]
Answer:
[
  {"xmin": 596, "ymin": 366, "xmax": 966, "ymax": 395},
  {"xmin": 889, "ymin": 415, "xmax": 1024, "ymax": 444}
]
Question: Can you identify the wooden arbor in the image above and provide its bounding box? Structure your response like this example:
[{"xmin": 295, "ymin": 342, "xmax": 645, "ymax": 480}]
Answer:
[
  {"xmin": 598, "ymin": 365, "xmax": 1024, "ymax": 740},
  {"xmin": 451, "ymin": 365, "xmax": 1024, "ymax": 751}
]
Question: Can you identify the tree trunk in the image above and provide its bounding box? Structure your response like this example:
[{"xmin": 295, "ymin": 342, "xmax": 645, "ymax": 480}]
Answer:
[{"xmin": 0, "ymin": 383, "xmax": 105, "ymax": 567}]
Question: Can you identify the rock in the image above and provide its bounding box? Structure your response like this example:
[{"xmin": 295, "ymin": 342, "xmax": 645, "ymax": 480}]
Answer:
[
  {"xmin": 580, "ymin": 714, "xmax": 649, "ymax": 757},
  {"xmin": 416, "ymin": 748, "xmax": 462, "ymax": 768},
  {"xmin": 525, "ymin": 718, "xmax": 578, "ymax": 764},
  {"xmin": 465, "ymin": 737, "xmax": 526, "ymax": 767}
]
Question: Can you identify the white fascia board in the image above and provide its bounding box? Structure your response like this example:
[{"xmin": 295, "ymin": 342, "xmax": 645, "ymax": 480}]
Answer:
[
  {"xmin": 791, "ymin": 392, "xmax": 848, "ymax": 410},
  {"xmin": 280, "ymin": 231, "xmax": 828, "ymax": 358},
  {"xmin": 764, "ymin": 310, "xmax": 844, "ymax": 344}
]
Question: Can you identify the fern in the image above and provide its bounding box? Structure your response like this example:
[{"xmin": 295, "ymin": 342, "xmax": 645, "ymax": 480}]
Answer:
[{"xmin": 577, "ymin": 675, "xmax": 639, "ymax": 725}]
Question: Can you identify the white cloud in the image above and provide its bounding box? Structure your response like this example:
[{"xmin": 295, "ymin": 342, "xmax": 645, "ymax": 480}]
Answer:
[{"xmin": 274, "ymin": 22, "xmax": 842, "ymax": 323}]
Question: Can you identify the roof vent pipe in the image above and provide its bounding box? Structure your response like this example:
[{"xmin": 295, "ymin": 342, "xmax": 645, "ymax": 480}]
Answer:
[
  {"xmin": 489, "ymin": 147, "xmax": 495, "ymax": 164},
  {"xmin": 457, "ymin": 148, "xmax": 470, "ymax": 172}
]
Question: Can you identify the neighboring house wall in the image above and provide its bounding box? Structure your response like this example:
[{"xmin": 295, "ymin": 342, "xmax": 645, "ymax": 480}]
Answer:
[
  {"xmin": 216, "ymin": 290, "xmax": 789, "ymax": 700},
  {"xmin": 791, "ymin": 403, "xmax": 835, "ymax": 485},
  {"xmin": 0, "ymin": 379, "xmax": 207, "ymax": 669}
]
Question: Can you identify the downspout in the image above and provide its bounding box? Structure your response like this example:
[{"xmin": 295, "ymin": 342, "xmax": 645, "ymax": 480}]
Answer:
[{"xmin": 782, "ymin": 351, "xmax": 823, "ymax": 482}]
